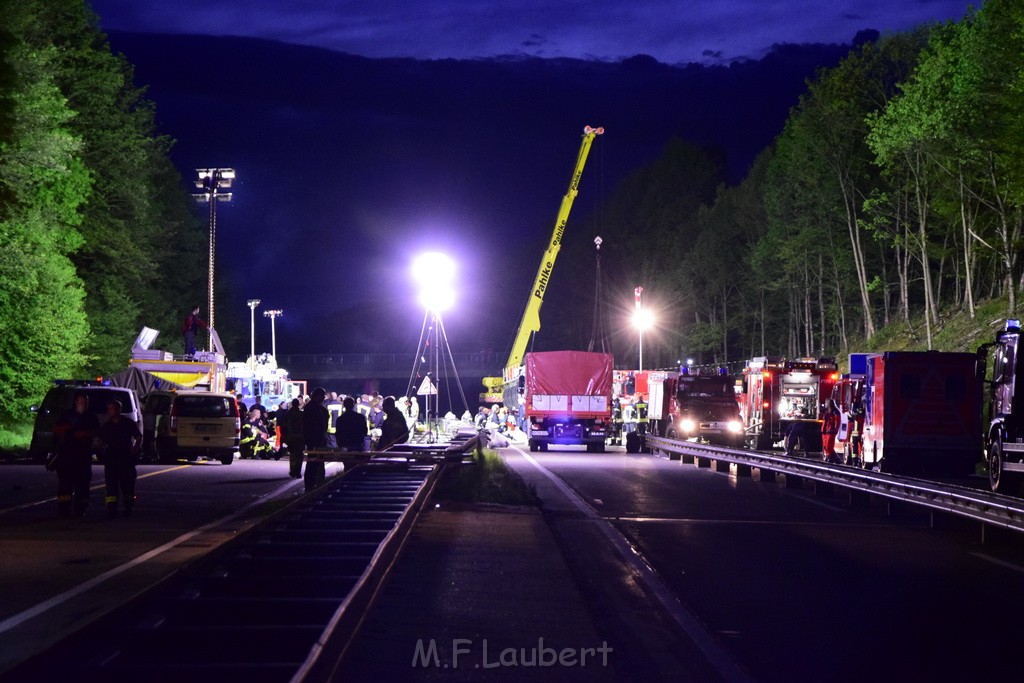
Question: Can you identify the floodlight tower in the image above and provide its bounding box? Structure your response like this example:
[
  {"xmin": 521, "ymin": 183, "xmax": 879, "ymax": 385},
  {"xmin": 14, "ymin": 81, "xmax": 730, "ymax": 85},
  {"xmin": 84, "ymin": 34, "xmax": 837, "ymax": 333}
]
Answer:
[
  {"xmin": 192, "ymin": 167, "xmax": 235, "ymax": 331},
  {"xmin": 247, "ymin": 299, "xmax": 261, "ymax": 361},
  {"xmin": 264, "ymin": 309, "xmax": 283, "ymax": 358}
]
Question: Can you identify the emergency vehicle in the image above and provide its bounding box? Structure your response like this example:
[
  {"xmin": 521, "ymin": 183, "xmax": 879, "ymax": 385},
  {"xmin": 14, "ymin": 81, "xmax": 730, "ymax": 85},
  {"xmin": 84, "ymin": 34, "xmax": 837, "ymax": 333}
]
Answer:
[
  {"xmin": 860, "ymin": 351, "xmax": 982, "ymax": 476},
  {"xmin": 740, "ymin": 356, "xmax": 839, "ymax": 451},
  {"xmin": 227, "ymin": 354, "xmax": 305, "ymax": 412},
  {"xmin": 646, "ymin": 369, "xmax": 743, "ymax": 452},
  {"xmin": 980, "ymin": 320, "xmax": 1024, "ymax": 492}
]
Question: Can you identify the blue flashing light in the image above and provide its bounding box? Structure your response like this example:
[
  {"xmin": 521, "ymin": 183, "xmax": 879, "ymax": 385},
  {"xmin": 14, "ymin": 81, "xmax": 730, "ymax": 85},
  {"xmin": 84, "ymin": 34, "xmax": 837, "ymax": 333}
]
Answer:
[{"xmin": 1007, "ymin": 319, "xmax": 1021, "ymax": 330}]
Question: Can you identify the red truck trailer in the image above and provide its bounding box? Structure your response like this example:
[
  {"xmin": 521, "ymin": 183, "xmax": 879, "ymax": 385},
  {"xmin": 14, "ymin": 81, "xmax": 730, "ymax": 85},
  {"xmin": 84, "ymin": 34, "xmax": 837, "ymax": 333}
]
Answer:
[
  {"xmin": 861, "ymin": 351, "xmax": 982, "ymax": 476},
  {"xmin": 520, "ymin": 350, "xmax": 613, "ymax": 452}
]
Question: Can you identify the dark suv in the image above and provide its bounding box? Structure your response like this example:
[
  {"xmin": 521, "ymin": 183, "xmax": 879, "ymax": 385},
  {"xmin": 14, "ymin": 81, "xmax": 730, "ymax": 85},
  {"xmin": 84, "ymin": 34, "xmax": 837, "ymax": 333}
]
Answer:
[{"xmin": 29, "ymin": 384, "xmax": 142, "ymax": 463}]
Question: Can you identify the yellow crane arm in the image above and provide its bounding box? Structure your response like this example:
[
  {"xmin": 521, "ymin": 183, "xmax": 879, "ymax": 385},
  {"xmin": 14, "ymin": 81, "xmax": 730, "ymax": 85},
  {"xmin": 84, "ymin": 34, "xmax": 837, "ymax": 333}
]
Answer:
[
  {"xmin": 481, "ymin": 125, "xmax": 604, "ymax": 397},
  {"xmin": 508, "ymin": 126, "xmax": 603, "ymax": 367}
]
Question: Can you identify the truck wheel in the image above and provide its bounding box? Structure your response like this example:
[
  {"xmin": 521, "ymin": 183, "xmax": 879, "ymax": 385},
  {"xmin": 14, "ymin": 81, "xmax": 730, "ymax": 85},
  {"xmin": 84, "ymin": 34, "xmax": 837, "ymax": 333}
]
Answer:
[
  {"xmin": 528, "ymin": 439, "xmax": 538, "ymax": 452},
  {"xmin": 989, "ymin": 439, "xmax": 1020, "ymax": 494},
  {"xmin": 538, "ymin": 442, "xmax": 548, "ymax": 452},
  {"xmin": 220, "ymin": 452, "xmax": 234, "ymax": 465}
]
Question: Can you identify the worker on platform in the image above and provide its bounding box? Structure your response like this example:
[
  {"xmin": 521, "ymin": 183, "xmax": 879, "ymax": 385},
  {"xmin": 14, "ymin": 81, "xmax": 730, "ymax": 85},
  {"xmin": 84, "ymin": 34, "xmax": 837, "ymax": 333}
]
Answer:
[{"xmin": 181, "ymin": 305, "xmax": 208, "ymax": 358}]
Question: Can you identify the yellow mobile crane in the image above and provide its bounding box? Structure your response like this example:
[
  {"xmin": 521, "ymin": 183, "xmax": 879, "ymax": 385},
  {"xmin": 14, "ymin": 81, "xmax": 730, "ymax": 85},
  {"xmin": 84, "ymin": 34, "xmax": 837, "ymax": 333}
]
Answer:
[{"xmin": 481, "ymin": 125, "xmax": 604, "ymax": 401}]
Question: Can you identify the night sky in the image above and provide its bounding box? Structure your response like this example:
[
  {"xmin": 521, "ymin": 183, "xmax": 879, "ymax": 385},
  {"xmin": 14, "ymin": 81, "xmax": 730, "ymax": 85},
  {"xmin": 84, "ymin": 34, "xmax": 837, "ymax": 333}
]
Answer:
[{"xmin": 84, "ymin": 1, "xmax": 976, "ymax": 362}]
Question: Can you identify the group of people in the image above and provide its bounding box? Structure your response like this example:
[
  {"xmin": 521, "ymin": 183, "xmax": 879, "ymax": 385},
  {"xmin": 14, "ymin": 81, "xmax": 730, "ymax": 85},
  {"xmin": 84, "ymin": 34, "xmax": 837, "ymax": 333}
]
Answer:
[
  {"xmin": 235, "ymin": 389, "xmax": 414, "ymax": 487},
  {"xmin": 50, "ymin": 391, "xmax": 141, "ymax": 519}
]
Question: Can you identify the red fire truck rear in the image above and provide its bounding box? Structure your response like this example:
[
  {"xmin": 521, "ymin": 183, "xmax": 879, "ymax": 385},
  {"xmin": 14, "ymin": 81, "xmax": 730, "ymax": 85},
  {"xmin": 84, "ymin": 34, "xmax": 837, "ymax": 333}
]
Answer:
[
  {"xmin": 740, "ymin": 356, "xmax": 839, "ymax": 451},
  {"xmin": 859, "ymin": 351, "xmax": 982, "ymax": 476}
]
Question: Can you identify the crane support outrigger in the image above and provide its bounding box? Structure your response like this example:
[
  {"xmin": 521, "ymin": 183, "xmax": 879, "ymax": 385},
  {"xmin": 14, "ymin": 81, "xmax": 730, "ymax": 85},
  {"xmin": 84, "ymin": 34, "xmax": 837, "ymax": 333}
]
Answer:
[{"xmin": 481, "ymin": 125, "xmax": 604, "ymax": 400}]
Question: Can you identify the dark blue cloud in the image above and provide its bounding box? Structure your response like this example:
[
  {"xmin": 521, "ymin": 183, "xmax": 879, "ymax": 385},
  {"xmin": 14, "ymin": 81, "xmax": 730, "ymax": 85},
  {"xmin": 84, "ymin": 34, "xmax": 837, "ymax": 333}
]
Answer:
[{"xmin": 89, "ymin": 0, "xmax": 975, "ymax": 65}]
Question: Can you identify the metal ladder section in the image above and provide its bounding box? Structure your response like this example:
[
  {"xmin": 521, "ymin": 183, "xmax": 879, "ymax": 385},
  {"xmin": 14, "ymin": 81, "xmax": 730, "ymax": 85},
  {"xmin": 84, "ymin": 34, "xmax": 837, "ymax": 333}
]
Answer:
[{"xmin": 9, "ymin": 463, "xmax": 436, "ymax": 683}]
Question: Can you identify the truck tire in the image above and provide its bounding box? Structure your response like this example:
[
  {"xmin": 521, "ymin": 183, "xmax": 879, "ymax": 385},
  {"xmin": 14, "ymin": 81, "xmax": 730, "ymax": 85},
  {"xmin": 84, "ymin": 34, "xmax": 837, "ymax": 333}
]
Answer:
[
  {"xmin": 528, "ymin": 439, "xmax": 538, "ymax": 452},
  {"xmin": 220, "ymin": 451, "xmax": 234, "ymax": 465},
  {"xmin": 989, "ymin": 439, "xmax": 1020, "ymax": 494}
]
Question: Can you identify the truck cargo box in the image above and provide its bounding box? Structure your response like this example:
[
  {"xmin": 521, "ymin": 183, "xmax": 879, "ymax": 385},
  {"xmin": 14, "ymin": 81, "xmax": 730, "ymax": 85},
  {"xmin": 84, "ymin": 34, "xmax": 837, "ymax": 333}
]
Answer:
[{"xmin": 525, "ymin": 351, "xmax": 613, "ymax": 418}]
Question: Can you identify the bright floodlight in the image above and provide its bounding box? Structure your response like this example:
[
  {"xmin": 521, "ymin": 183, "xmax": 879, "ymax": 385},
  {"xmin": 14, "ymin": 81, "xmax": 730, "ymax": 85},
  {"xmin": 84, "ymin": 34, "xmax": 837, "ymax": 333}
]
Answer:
[
  {"xmin": 419, "ymin": 284, "xmax": 455, "ymax": 312},
  {"xmin": 632, "ymin": 308, "xmax": 655, "ymax": 331},
  {"xmin": 412, "ymin": 252, "xmax": 455, "ymax": 286},
  {"xmin": 413, "ymin": 252, "xmax": 456, "ymax": 312}
]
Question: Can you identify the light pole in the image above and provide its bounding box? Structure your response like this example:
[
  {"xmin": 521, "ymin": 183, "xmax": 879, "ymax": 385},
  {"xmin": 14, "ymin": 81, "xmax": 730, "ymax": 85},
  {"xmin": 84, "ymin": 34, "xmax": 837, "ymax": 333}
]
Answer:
[
  {"xmin": 192, "ymin": 168, "xmax": 235, "ymax": 332},
  {"xmin": 412, "ymin": 253, "xmax": 455, "ymax": 443},
  {"xmin": 247, "ymin": 299, "xmax": 260, "ymax": 361},
  {"xmin": 263, "ymin": 309, "xmax": 283, "ymax": 358},
  {"xmin": 631, "ymin": 286, "xmax": 654, "ymax": 371}
]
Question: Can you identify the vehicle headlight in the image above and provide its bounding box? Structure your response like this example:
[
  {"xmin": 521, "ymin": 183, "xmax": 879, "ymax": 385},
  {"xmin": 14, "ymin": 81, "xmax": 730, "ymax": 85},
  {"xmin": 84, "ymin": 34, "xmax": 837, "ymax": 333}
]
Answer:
[
  {"xmin": 681, "ymin": 418, "xmax": 696, "ymax": 433},
  {"xmin": 727, "ymin": 420, "xmax": 742, "ymax": 434}
]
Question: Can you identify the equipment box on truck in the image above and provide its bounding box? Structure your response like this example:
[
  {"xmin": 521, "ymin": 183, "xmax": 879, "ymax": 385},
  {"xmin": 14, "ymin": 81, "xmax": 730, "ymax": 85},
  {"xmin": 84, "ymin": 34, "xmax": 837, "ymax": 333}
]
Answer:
[
  {"xmin": 861, "ymin": 351, "xmax": 982, "ymax": 476},
  {"xmin": 520, "ymin": 350, "xmax": 613, "ymax": 452}
]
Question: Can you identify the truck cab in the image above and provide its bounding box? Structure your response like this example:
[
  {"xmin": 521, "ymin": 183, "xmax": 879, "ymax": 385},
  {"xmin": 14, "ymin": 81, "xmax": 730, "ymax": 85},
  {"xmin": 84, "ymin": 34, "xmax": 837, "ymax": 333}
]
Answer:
[{"xmin": 983, "ymin": 320, "xmax": 1024, "ymax": 493}]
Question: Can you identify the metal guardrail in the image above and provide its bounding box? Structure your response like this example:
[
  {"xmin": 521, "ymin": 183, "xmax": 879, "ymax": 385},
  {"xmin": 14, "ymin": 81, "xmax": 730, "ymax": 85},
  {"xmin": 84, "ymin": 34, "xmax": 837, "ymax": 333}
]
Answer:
[{"xmin": 645, "ymin": 435, "xmax": 1024, "ymax": 534}]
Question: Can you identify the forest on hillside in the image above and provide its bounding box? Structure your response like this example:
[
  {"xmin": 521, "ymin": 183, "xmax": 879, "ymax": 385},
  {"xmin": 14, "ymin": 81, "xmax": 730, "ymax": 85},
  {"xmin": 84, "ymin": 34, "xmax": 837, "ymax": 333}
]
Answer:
[
  {"xmin": 561, "ymin": 0, "xmax": 1023, "ymax": 369},
  {"xmin": 0, "ymin": 0, "xmax": 207, "ymax": 428}
]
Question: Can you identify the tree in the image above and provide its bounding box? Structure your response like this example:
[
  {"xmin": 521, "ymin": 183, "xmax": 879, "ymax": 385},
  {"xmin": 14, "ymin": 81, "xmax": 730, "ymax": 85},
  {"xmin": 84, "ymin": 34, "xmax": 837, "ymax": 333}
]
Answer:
[{"xmin": 0, "ymin": 1, "xmax": 90, "ymax": 426}]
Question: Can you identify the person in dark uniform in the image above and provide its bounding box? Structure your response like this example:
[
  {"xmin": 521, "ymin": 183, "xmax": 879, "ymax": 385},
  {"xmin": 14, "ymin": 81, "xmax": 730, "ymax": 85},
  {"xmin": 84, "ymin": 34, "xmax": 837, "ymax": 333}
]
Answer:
[
  {"xmin": 378, "ymin": 396, "xmax": 411, "ymax": 451},
  {"xmin": 336, "ymin": 396, "xmax": 368, "ymax": 452},
  {"xmin": 51, "ymin": 391, "xmax": 100, "ymax": 517},
  {"xmin": 302, "ymin": 387, "xmax": 331, "ymax": 491},
  {"xmin": 181, "ymin": 305, "xmax": 208, "ymax": 357},
  {"xmin": 282, "ymin": 398, "xmax": 304, "ymax": 478},
  {"xmin": 98, "ymin": 400, "xmax": 142, "ymax": 518}
]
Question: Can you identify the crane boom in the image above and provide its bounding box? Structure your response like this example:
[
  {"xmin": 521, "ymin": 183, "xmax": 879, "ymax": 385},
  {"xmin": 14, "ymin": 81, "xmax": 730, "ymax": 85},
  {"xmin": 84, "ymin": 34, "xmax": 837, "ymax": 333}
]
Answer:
[{"xmin": 482, "ymin": 125, "xmax": 603, "ymax": 398}]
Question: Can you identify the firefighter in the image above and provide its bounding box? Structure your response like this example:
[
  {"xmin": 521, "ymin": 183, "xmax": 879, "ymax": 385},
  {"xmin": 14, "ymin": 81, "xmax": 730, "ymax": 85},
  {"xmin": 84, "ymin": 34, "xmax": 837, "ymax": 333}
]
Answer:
[
  {"xmin": 240, "ymin": 407, "xmax": 273, "ymax": 459},
  {"xmin": 821, "ymin": 400, "xmax": 842, "ymax": 463},
  {"xmin": 51, "ymin": 391, "xmax": 100, "ymax": 517},
  {"xmin": 635, "ymin": 396, "xmax": 649, "ymax": 437},
  {"xmin": 98, "ymin": 400, "xmax": 142, "ymax": 518}
]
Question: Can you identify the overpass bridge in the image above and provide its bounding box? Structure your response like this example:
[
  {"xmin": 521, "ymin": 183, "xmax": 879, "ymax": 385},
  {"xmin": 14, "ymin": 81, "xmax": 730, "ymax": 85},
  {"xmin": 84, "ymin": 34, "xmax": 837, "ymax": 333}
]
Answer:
[{"xmin": 275, "ymin": 352, "xmax": 505, "ymax": 391}]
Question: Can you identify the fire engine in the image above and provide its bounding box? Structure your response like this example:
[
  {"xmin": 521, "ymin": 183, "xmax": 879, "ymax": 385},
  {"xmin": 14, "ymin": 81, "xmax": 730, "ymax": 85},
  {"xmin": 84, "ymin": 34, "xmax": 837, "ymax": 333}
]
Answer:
[
  {"xmin": 646, "ymin": 369, "xmax": 743, "ymax": 452},
  {"xmin": 740, "ymin": 356, "xmax": 839, "ymax": 451},
  {"xmin": 980, "ymin": 320, "xmax": 1024, "ymax": 493}
]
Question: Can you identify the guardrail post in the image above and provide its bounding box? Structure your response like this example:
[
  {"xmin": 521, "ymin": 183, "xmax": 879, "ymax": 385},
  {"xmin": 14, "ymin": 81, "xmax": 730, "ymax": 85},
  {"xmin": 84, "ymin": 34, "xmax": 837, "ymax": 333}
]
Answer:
[
  {"xmin": 847, "ymin": 490, "xmax": 870, "ymax": 509},
  {"xmin": 758, "ymin": 469, "xmax": 776, "ymax": 483},
  {"xmin": 734, "ymin": 464, "xmax": 752, "ymax": 477}
]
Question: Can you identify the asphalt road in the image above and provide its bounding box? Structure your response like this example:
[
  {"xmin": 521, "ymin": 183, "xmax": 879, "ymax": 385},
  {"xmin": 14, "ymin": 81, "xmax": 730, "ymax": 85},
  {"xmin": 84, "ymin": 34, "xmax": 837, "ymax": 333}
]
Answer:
[
  {"xmin": 0, "ymin": 455, "xmax": 343, "ymax": 675},
  {"xmin": 506, "ymin": 445, "xmax": 1024, "ymax": 683}
]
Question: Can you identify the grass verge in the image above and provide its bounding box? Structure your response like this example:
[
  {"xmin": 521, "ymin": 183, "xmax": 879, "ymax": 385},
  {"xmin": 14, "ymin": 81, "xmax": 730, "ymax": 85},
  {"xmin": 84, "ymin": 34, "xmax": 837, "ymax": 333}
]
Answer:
[{"xmin": 433, "ymin": 449, "xmax": 540, "ymax": 506}]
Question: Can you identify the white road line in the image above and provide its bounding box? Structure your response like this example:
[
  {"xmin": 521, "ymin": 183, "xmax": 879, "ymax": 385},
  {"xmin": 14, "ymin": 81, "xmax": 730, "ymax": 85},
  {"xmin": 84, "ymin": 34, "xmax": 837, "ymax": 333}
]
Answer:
[
  {"xmin": 0, "ymin": 465, "xmax": 193, "ymax": 515},
  {"xmin": 515, "ymin": 447, "xmax": 754, "ymax": 683},
  {"xmin": 0, "ymin": 462, "xmax": 341, "ymax": 634},
  {"xmin": 970, "ymin": 552, "xmax": 1024, "ymax": 575}
]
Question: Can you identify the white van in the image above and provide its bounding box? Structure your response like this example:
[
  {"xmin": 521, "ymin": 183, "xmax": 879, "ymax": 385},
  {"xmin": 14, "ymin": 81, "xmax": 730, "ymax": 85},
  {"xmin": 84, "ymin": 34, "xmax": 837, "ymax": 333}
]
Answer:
[{"xmin": 166, "ymin": 391, "xmax": 240, "ymax": 465}]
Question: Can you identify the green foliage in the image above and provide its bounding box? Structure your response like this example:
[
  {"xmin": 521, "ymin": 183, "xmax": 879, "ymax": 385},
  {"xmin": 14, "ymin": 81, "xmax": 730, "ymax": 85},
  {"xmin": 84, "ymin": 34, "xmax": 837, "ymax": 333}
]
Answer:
[{"xmin": 0, "ymin": 0, "xmax": 207, "ymax": 426}]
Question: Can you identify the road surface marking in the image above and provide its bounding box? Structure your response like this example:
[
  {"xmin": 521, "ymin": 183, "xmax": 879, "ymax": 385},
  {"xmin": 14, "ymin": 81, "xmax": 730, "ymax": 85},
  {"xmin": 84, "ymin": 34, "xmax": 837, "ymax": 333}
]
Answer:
[
  {"xmin": 516, "ymin": 447, "xmax": 754, "ymax": 683},
  {"xmin": 0, "ymin": 465, "xmax": 192, "ymax": 515},
  {"xmin": 0, "ymin": 463, "xmax": 341, "ymax": 634}
]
